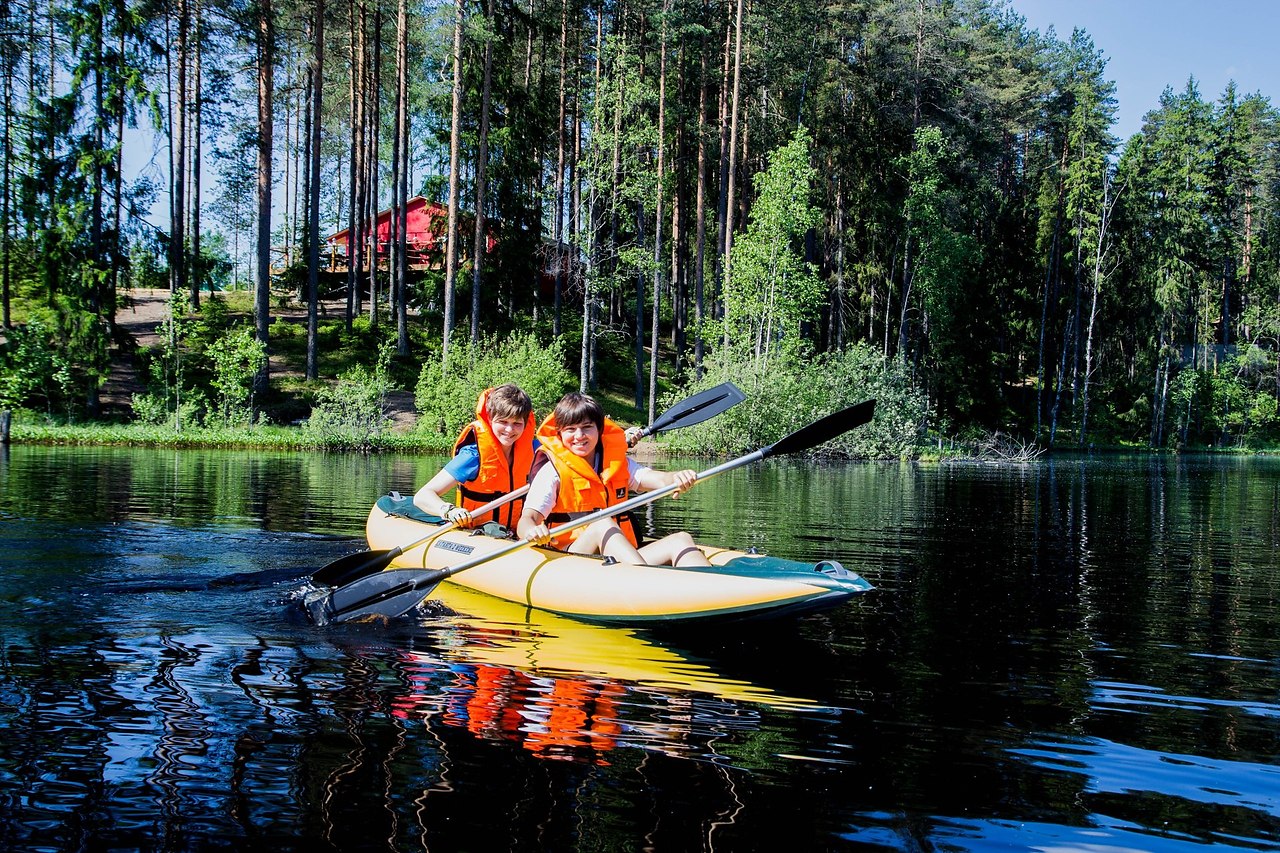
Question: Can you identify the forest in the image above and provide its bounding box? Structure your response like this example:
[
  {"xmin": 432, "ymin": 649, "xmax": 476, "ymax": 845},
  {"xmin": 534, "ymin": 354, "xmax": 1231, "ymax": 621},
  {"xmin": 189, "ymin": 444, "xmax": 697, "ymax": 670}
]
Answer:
[{"xmin": 0, "ymin": 0, "xmax": 1278, "ymax": 452}]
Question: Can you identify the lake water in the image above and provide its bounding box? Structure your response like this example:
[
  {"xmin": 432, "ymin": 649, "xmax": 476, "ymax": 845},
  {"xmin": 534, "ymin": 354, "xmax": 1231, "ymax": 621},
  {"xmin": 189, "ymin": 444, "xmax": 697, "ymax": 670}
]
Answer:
[{"xmin": 1, "ymin": 444, "xmax": 1278, "ymax": 851}]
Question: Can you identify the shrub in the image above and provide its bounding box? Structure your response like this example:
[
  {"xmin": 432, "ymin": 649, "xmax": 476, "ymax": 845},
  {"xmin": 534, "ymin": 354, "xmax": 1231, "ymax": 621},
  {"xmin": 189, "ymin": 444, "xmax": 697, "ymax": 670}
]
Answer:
[
  {"xmin": 414, "ymin": 332, "xmax": 575, "ymax": 441},
  {"xmin": 131, "ymin": 389, "xmax": 206, "ymax": 429},
  {"xmin": 0, "ymin": 320, "xmax": 76, "ymax": 414},
  {"xmin": 304, "ymin": 343, "xmax": 394, "ymax": 450},
  {"xmin": 661, "ymin": 343, "xmax": 928, "ymax": 459},
  {"xmin": 207, "ymin": 326, "xmax": 267, "ymax": 426}
]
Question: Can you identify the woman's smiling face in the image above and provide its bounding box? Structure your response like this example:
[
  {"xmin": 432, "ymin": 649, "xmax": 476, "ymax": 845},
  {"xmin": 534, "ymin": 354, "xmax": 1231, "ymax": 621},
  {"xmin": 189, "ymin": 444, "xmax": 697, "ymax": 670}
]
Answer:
[{"xmin": 557, "ymin": 420, "xmax": 600, "ymax": 458}]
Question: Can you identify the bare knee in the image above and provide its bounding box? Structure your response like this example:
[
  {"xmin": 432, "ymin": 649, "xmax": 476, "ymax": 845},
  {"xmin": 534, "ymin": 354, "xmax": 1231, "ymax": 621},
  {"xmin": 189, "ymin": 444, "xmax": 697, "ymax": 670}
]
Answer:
[{"xmin": 650, "ymin": 531, "xmax": 709, "ymax": 567}]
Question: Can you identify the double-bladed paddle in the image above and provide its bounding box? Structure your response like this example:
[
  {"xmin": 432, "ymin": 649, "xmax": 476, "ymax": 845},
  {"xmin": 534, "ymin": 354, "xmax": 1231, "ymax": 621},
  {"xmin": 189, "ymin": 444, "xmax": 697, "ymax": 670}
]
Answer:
[
  {"xmin": 309, "ymin": 485, "xmax": 531, "ymax": 587},
  {"xmin": 307, "ymin": 398, "xmax": 875, "ymax": 626},
  {"xmin": 308, "ymin": 381, "xmax": 747, "ymax": 590}
]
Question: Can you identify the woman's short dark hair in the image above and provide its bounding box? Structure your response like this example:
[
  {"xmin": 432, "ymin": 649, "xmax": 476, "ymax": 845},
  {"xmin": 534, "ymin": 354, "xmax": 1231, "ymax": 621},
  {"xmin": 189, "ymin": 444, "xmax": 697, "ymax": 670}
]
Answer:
[{"xmin": 553, "ymin": 392, "xmax": 604, "ymax": 432}]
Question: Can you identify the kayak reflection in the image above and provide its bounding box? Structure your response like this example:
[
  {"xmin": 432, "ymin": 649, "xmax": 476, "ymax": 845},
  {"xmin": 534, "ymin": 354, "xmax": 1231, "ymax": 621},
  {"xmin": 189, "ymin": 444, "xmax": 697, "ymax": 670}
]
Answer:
[{"xmin": 390, "ymin": 583, "xmax": 828, "ymax": 764}]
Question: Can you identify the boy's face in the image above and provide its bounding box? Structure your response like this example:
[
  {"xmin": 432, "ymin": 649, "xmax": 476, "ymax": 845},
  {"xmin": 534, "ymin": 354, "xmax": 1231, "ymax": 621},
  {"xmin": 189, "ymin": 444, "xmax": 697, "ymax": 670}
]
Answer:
[
  {"xmin": 557, "ymin": 420, "xmax": 600, "ymax": 458},
  {"xmin": 491, "ymin": 415, "xmax": 527, "ymax": 449}
]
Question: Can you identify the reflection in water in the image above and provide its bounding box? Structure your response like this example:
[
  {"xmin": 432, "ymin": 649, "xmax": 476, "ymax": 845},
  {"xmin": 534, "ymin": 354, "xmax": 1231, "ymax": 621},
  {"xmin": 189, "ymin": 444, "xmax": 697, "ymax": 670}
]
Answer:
[
  {"xmin": 386, "ymin": 582, "xmax": 824, "ymax": 769},
  {"xmin": 2, "ymin": 446, "xmax": 1280, "ymax": 849}
]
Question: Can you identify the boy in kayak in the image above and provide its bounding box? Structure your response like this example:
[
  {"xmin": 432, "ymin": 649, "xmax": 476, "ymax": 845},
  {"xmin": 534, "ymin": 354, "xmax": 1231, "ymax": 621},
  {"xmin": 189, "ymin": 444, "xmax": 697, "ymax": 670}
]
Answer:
[
  {"xmin": 414, "ymin": 384, "xmax": 536, "ymax": 530},
  {"xmin": 517, "ymin": 391, "xmax": 712, "ymax": 567}
]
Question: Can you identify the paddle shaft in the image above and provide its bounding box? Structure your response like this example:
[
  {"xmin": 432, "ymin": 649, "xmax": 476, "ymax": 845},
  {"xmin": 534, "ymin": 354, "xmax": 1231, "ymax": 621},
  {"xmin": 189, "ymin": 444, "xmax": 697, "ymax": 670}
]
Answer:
[
  {"xmin": 387, "ymin": 484, "xmax": 530, "ymax": 560},
  {"xmin": 310, "ymin": 485, "xmax": 531, "ymax": 586}
]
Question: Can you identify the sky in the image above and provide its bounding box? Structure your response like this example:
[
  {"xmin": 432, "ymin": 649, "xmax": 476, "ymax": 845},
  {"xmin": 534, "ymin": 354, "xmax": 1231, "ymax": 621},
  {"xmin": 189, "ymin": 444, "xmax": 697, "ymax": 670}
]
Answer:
[{"xmin": 1009, "ymin": 0, "xmax": 1280, "ymax": 142}]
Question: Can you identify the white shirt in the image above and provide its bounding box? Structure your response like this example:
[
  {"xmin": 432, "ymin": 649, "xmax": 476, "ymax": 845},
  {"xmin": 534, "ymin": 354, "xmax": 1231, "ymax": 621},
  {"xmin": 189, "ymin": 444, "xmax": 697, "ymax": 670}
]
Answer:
[{"xmin": 525, "ymin": 457, "xmax": 648, "ymax": 519}]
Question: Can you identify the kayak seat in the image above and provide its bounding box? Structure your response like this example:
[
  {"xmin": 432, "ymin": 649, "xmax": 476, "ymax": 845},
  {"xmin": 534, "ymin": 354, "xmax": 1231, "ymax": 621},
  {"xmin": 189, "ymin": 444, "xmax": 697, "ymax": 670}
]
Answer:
[
  {"xmin": 377, "ymin": 493, "xmax": 514, "ymax": 540},
  {"xmin": 379, "ymin": 492, "xmax": 443, "ymax": 524}
]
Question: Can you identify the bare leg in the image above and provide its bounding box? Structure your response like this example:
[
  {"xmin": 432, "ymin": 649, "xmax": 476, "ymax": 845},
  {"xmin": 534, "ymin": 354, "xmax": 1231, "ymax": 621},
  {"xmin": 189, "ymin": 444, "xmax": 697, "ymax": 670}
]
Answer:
[
  {"xmin": 568, "ymin": 517, "xmax": 645, "ymax": 563},
  {"xmin": 638, "ymin": 532, "xmax": 711, "ymax": 567}
]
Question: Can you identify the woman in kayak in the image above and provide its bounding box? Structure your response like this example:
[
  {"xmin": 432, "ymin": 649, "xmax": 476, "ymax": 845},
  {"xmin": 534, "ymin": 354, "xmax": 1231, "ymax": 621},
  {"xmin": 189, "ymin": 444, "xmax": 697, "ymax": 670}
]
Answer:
[
  {"xmin": 414, "ymin": 383, "xmax": 536, "ymax": 530},
  {"xmin": 517, "ymin": 392, "xmax": 712, "ymax": 567}
]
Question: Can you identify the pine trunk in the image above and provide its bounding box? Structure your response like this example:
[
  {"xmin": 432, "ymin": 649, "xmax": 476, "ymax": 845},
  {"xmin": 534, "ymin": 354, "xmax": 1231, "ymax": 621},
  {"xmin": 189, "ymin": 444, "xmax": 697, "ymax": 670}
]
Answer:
[
  {"xmin": 172, "ymin": 0, "xmax": 188, "ymax": 301},
  {"xmin": 551, "ymin": 0, "xmax": 567, "ymax": 338},
  {"xmin": 693, "ymin": 25, "xmax": 709, "ymax": 377},
  {"xmin": 345, "ymin": 0, "xmax": 364, "ymax": 329},
  {"xmin": 367, "ymin": 9, "xmax": 381, "ymax": 327},
  {"xmin": 306, "ymin": 0, "xmax": 324, "ymax": 381},
  {"xmin": 394, "ymin": 0, "xmax": 410, "ymax": 355},
  {"xmin": 647, "ymin": 5, "xmax": 669, "ymax": 424},
  {"xmin": 442, "ymin": 0, "xmax": 465, "ymax": 371},
  {"xmin": 254, "ymin": 0, "xmax": 274, "ymax": 398},
  {"xmin": 191, "ymin": 4, "xmax": 202, "ymax": 308},
  {"xmin": 721, "ymin": 0, "xmax": 743, "ymax": 350},
  {"xmin": 470, "ymin": 0, "xmax": 494, "ymax": 345}
]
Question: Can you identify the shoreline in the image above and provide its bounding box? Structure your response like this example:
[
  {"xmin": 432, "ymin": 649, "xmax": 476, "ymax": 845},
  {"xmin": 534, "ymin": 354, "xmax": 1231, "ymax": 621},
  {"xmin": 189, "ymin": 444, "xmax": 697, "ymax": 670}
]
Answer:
[{"xmin": 4, "ymin": 418, "xmax": 1270, "ymax": 459}]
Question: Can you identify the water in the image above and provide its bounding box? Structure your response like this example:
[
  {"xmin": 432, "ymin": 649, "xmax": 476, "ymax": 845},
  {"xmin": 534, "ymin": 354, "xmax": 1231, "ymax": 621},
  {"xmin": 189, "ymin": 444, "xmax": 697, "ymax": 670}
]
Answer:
[{"xmin": 1, "ymin": 445, "xmax": 1278, "ymax": 851}]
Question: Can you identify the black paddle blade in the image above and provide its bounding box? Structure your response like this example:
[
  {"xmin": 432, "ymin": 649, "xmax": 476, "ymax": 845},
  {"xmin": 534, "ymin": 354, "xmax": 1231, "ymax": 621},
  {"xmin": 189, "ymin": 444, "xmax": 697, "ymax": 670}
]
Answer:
[
  {"xmin": 310, "ymin": 547, "xmax": 398, "ymax": 588},
  {"xmin": 648, "ymin": 381, "xmax": 746, "ymax": 434},
  {"xmin": 764, "ymin": 399, "xmax": 876, "ymax": 458},
  {"xmin": 308, "ymin": 568, "xmax": 446, "ymax": 625}
]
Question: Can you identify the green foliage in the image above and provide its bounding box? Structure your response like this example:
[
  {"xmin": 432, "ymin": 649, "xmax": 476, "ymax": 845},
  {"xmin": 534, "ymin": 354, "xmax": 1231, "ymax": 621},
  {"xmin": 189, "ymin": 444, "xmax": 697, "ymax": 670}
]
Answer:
[
  {"xmin": 898, "ymin": 126, "xmax": 981, "ymax": 411},
  {"xmin": 662, "ymin": 343, "xmax": 928, "ymax": 459},
  {"xmin": 413, "ymin": 332, "xmax": 575, "ymax": 442},
  {"xmin": 0, "ymin": 321, "xmax": 75, "ymax": 413},
  {"xmin": 11, "ymin": 0, "xmax": 1280, "ymax": 452},
  {"xmin": 207, "ymin": 327, "xmax": 267, "ymax": 426},
  {"xmin": 304, "ymin": 343, "xmax": 396, "ymax": 450},
  {"xmin": 132, "ymin": 294, "xmax": 265, "ymax": 428},
  {"xmin": 725, "ymin": 126, "xmax": 823, "ymax": 364},
  {"xmin": 1163, "ymin": 347, "xmax": 1280, "ymax": 447}
]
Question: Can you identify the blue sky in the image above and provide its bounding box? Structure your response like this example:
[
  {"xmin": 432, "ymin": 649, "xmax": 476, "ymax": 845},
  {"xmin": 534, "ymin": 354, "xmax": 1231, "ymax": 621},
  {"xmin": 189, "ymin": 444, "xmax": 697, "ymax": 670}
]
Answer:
[{"xmin": 1010, "ymin": 0, "xmax": 1280, "ymax": 142}]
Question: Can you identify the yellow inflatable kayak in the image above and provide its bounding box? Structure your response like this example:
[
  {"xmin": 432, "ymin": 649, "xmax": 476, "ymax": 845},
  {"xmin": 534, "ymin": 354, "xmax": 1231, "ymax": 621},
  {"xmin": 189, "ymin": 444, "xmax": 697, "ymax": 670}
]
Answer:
[{"xmin": 365, "ymin": 494, "xmax": 873, "ymax": 623}]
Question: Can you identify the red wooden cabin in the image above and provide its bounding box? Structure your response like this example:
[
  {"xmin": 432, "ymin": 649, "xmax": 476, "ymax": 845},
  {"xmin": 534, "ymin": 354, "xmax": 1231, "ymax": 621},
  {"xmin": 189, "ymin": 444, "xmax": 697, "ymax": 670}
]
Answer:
[
  {"xmin": 326, "ymin": 196, "xmax": 495, "ymax": 271},
  {"xmin": 316, "ymin": 196, "xmax": 578, "ymax": 303}
]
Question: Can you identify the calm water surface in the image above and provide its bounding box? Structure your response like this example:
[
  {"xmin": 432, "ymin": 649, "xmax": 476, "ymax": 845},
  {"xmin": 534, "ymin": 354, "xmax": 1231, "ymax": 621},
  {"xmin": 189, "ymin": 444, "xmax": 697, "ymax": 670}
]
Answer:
[{"xmin": 0, "ymin": 445, "xmax": 1277, "ymax": 851}]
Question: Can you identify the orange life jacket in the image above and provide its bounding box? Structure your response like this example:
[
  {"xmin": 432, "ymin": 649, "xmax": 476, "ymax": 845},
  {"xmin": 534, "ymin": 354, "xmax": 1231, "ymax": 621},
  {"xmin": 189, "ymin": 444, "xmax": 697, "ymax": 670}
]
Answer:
[
  {"xmin": 534, "ymin": 414, "xmax": 639, "ymax": 549},
  {"xmin": 452, "ymin": 388, "xmax": 536, "ymax": 528}
]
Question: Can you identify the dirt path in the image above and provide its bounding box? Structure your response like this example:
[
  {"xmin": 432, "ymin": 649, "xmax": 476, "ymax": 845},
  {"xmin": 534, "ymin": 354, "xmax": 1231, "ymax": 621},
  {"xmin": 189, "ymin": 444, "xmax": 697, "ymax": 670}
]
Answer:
[{"xmin": 103, "ymin": 289, "xmax": 418, "ymax": 431}]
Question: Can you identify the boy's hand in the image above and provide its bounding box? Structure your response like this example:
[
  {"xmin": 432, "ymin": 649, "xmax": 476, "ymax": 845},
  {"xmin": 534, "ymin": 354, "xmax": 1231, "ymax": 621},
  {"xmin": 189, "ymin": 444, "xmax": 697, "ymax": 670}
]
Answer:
[{"xmin": 671, "ymin": 469, "xmax": 697, "ymax": 497}]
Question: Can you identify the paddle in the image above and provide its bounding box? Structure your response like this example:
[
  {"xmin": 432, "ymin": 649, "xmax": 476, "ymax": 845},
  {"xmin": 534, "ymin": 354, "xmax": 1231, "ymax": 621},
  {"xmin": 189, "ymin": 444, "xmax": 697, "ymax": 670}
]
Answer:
[
  {"xmin": 308, "ymin": 381, "xmax": 746, "ymax": 589},
  {"xmin": 307, "ymin": 398, "xmax": 875, "ymax": 626},
  {"xmin": 309, "ymin": 485, "xmax": 531, "ymax": 587},
  {"xmin": 632, "ymin": 381, "xmax": 746, "ymax": 439}
]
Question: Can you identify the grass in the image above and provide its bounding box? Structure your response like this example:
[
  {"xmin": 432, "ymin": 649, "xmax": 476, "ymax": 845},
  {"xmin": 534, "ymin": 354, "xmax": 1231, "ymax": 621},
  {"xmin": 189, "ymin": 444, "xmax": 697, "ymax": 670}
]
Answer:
[{"xmin": 8, "ymin": 418, "xmax": 442, "ymax": 452}]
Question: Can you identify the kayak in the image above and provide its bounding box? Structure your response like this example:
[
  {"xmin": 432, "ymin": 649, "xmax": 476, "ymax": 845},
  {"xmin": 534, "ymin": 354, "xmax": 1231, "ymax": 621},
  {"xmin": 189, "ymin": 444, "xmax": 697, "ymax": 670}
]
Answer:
[{"xmin": 365, "ymin": 494, "xmax": 873, "ymax": 623}]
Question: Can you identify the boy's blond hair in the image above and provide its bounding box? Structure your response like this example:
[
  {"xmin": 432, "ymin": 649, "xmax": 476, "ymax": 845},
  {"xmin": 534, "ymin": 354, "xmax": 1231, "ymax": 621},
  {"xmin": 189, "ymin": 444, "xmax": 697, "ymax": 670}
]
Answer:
[{"xmin": 486, "ymin": 384, "xmax": 533, "ymax": 421}]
